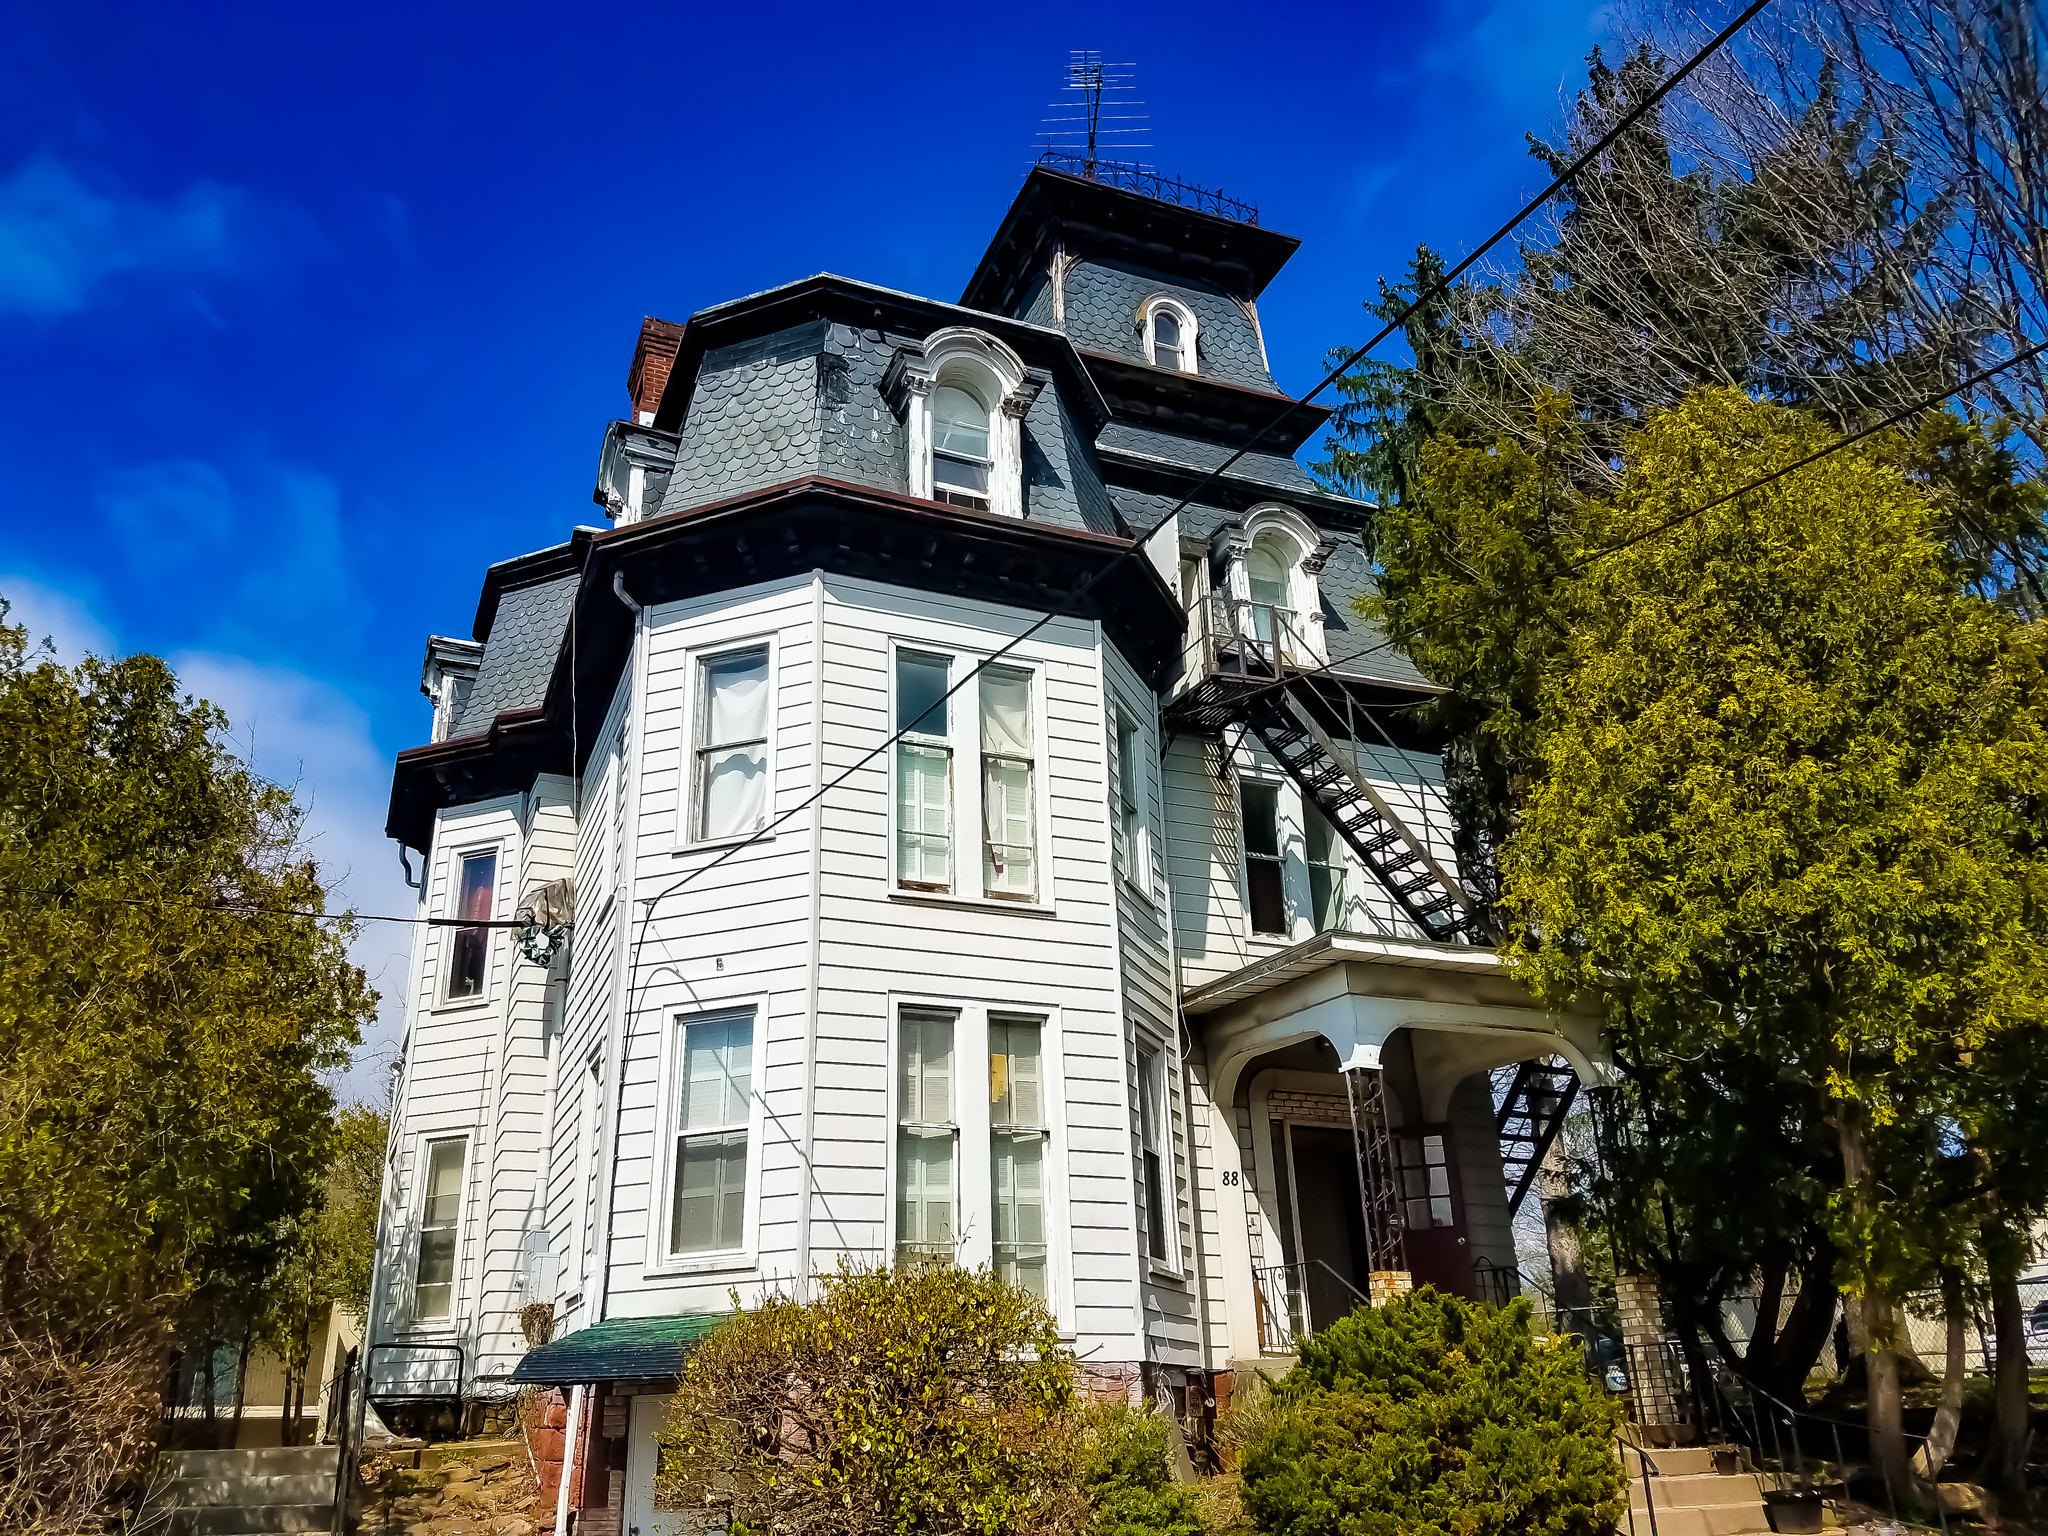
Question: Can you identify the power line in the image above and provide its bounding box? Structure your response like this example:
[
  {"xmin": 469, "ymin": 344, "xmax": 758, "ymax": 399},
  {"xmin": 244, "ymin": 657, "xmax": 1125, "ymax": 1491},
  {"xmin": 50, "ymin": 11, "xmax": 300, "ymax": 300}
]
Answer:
[
  {"xmin": 6, "ymin": 885, "xmax": 523, "ymax": 929},
  {"xmin": 621, "ymin": 0, "xmax": 1778, "ymax": 940}
]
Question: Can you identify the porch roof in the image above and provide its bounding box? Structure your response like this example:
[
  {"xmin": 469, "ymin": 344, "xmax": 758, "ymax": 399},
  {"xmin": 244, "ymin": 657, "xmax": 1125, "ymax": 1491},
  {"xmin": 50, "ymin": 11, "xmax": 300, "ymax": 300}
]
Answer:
[
  {"xmin": 510, "ymin": 1313, "xmax": 725, "ymax": 1386},
  {"xmin": 1181, "ymin": 930, "xmax": 1505, "ymax": 1018}
]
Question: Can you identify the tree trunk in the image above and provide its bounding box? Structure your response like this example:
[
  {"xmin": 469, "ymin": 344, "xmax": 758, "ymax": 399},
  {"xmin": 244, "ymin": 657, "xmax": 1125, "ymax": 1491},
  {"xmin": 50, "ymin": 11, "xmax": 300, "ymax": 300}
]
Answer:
[
  {"xmin": 1537, "ymin": 1140, "xmax": 1594, "ymax": 1325},
  {"xmin": 1744, "ymin": 1257, "xmax": 1787, "ymax": 1384},
  {"xmin": 227, "ymin": 1328, "xmax": 252, "ymax": 1452},
  {"xmin": 1977, "ymin": 1221, "xmax": 2031, "ymax": 1505},
  {"xmin": 1837, "ymin": 1112, "xmax": 1911, "ymax": 1507},
  {"xmin": 1910, "ymin": 1274, "xmax": 1966, "ymax": 1493},
  {"xmin": 1764, "ymin": 1244, "xmax": 1838, "ymax": 1404}
]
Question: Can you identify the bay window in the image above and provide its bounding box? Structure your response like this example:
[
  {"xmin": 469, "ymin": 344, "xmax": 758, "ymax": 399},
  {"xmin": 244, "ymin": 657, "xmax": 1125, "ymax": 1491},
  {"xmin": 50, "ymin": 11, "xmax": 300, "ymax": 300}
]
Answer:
[
  {"xmin": 892, "ymin": 649, "xmax": 1041, "ymax": 904},
  {"xmin": 669, "ymin": 1011, "xmax": 753, "ymax": 1256},
  {"xmin": 413, "ymin": 1137, "xmax": 466, "ymax": 1321},
  {"xmin": 896, "ymin": 651, "xmax": 953, "ymax": 890},
  {"xmin": 989, "ymin": 1015, "xmax": 1048, "ymax": 1300},
  {"xmin": 693, "ymin": 647, "xmax": 770, "ymax": 842},
  {"xmin": 896, "ymin": 1009, "xmax": 957, "ymax": 1265},
  {"xmin": 446, "ymin": 850, "xmax": 496, "ymax": 1000},
  {"xmin": 979, "ymin": 667, "xmax": 1036, "ymax": 901}
]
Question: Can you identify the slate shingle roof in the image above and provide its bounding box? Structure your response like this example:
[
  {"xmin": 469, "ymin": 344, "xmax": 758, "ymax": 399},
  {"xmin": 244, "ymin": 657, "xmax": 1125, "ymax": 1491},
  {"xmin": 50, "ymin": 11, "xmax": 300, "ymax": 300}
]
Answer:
[
  {"xmin": 1095, "ymin": 421, "xmax": 1321, "ymax": 498},
  {"xmin": 1062, "ymin": 260, "xmax": 1274, "ymax": 392},
  {"xmin": 456, "ymin": 574, "xmax": 577, "ymax": 733}
]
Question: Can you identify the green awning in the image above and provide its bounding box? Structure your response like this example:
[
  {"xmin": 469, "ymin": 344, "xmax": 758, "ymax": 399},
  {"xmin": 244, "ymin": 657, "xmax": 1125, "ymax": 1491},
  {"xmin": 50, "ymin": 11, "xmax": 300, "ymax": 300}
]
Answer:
[{"xmin": 511, "ymin": 1313, "xmax": 725, "ymax": 1385}]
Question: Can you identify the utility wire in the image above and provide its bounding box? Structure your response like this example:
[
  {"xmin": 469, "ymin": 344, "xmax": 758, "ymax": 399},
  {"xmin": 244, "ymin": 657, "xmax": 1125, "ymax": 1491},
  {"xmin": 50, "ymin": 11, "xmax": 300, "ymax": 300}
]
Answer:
[
  {"xmin": 6, "ymin": 885, "xmax": 529, "ymax": 928},
  {"xmin": 624, "ymin": 0, "xmax": 1776, "ymax": 933}
]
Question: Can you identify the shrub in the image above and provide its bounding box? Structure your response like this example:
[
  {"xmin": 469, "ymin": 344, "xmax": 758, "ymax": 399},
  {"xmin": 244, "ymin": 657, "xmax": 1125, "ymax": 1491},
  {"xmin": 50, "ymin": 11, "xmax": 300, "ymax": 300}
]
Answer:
[
  {"xmin": 1238, "ymin": 1288, "xmax": 1623, "ymax": 1536},
  {"xmin": 1081, "ymin": 1403, "xmax": 1204, "ymax": 1536},
  {"xmin": 656, "ymin": 1262, "xmax": 1087, "ymax": 1536}
]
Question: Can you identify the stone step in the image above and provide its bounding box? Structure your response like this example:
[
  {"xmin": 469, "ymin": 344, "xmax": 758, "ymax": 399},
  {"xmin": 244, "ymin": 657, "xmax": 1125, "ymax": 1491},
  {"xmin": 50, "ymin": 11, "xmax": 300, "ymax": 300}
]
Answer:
[
  {"xmin": 162, "ymin": 1503, "xmax": 335, "ymax": 1536},
  {"xmin": 162, "ymin": 1446, "xmax": 339, "ymax": 1479},
  {"xmin": 166, "ymin": 1472, "xmax": 338, "ymax": 1506},
  {"xmin": 1630, "ymin": 1472, "xmax": 1766, "ymax": 1509}
]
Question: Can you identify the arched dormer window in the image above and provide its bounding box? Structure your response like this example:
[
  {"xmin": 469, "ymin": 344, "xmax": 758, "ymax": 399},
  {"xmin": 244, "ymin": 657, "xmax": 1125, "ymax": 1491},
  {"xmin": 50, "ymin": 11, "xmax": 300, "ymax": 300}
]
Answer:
[
  {"xmin": 894, "ymin": 328, "xmax": 1043, "ymax": 519},
  {"xmin": 1141, "ymin": 295, "xmax": 1199, "ymax": 374},
  {"xmin": 1228, "ymin": 505, "xmax": 1329, "ymax": 663}
]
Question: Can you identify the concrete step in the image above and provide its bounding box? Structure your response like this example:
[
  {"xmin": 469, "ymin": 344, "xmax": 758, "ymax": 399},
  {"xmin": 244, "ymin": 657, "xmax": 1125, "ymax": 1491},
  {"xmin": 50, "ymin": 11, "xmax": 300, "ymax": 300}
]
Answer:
[
  {"xmin": 1630, "ymin": 1472, "xmax": 1766, "ymax": 1509},
  {"xmin": 1621, "ymin": 1445, "xmax": 1747, "ymax": 1478},
  {"xmin": 163, "ymin": 1503, "xmax": 335, "ymax": 1536},
  {"xmin": 1619, "ymin": 1502, "xmax": 1770, "ymax": 1536},
  {"xmin": 162, "ymin": 1446, "xmax": 339, "ymax": 1479},
  {"xmin": 167, "ymin": 1472, "xmax": 338, "ymax": 1505}
]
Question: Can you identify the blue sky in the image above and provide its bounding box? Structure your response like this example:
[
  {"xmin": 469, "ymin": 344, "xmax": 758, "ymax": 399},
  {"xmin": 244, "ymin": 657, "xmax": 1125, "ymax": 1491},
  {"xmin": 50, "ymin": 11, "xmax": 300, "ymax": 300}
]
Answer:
[{"xmin": 0, "ymin": 0, "xmax": 1612, "ymax": 1092}]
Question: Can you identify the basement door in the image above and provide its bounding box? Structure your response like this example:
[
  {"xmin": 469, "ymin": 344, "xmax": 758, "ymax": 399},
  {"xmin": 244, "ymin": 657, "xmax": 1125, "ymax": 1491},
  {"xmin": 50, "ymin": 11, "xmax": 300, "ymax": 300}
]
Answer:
[{"xmin": 623, "ymin": 1393, "xmax": 673, "ymax": 1536}]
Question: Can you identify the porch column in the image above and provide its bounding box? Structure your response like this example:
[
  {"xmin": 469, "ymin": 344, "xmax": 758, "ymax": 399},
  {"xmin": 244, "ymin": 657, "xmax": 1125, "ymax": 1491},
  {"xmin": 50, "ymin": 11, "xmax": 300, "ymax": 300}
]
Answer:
[
  {"xmin": 1616, "ymin": 1272, "xmax": 1686, "ymax": 1440},
  {"xmin": 1343, "ymin": 1068, "xmax": 1411, "ymax": 1301}
]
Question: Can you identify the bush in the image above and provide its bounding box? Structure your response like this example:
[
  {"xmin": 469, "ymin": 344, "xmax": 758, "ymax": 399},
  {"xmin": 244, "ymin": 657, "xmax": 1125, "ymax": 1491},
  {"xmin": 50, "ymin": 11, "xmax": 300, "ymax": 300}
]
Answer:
[
  {"xmin": 1238, "ymin": 1288, "xmax": 1623, "ymax": 1536},
  {"xmin": 1081, "ymin": 1403, "xmax": 1204, "ymax": 1536},
  {"xmin": 656, "ymin": 1262, "xmax": 1087, "ymax": 1536}
]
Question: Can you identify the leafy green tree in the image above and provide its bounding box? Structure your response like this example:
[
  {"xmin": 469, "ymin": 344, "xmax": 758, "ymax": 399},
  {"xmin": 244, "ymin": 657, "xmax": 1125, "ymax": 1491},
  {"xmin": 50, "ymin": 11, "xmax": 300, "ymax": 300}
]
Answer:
[
  {"xmin": 656, "ymin": 1263, "xmax": 1088, "ymax": 1536},
  {"xmin": 0, "ymin": 597, "xmax": 373, "ymax": 1517},
  {"xmin": 1498, "ymin": 390, "xmax": 2048, "ymax": 1498},
  {"xmin": 1237, "ymin": 1288, "xmax": 1623, "ymax": 1536}
]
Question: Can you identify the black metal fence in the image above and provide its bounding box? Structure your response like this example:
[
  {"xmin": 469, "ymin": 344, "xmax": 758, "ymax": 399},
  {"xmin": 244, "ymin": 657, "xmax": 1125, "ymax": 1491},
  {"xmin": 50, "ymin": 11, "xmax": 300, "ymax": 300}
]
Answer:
[{"xmin": 1032, "ymin": 150, "xmax": 1259, "ymax": 225}]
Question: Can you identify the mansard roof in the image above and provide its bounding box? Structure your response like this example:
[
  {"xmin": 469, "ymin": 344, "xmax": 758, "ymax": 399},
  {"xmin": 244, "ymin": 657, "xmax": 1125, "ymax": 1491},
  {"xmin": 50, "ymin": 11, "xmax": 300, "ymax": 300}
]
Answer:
[{"xmin": 961, "ymin": 167, "xmax": 1302, "ymax": 315}]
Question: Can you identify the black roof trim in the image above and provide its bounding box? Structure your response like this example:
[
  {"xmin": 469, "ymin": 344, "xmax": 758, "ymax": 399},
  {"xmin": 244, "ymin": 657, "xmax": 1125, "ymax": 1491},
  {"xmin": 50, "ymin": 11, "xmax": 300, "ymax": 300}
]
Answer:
[{"xmin": 1078, "ymin": 350, "xmax": 1331, "ymax": 455}]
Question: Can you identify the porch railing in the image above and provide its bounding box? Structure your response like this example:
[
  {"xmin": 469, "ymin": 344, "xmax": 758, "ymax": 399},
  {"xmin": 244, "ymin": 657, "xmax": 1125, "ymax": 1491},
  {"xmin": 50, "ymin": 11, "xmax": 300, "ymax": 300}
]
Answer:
[
  {"xmin": 1175, "ymin": 594, "xmax": 1318, "ymax": 694},
  {"xmin": 1253, "ymin": 1260, "xmax": 1371, "ymax": 1353}
]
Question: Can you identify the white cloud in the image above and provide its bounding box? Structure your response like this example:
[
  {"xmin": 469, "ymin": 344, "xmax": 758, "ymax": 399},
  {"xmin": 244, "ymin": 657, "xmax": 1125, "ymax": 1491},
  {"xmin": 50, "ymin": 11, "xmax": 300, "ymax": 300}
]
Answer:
[
  {"xmin": 0, "ymin": 156, "xmax": 294, "ymax": 320},
  {"xmin": 170, "ymin": 652, "xmax": 413, "ymax": 1105},
  {"xmin": 0, "ymin": 573, "xmax": 116, "ymax": 664}
]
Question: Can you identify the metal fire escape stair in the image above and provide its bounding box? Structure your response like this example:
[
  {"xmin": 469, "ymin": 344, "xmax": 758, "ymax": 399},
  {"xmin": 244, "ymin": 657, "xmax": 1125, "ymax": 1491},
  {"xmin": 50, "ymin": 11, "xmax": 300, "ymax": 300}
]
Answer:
[
  {"xmin": 1495, "ymin": 1058, "xmax": 1579, "ymax": 1217},
  {"xmin": 1246, "ymin": 684, "xmax": 1493, "ymax": 946}
]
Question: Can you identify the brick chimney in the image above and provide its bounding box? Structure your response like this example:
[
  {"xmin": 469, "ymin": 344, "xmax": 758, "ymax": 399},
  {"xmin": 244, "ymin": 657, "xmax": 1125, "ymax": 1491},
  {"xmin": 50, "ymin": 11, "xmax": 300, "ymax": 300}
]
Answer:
[{"xmin": 626, "ymin": 317, "xmax": 685, "ymax": 425}]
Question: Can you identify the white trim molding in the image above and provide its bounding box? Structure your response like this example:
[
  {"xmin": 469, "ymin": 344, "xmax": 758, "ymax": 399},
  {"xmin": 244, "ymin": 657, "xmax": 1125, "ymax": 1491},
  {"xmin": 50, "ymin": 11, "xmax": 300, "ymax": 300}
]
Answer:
[
  {"xmin": 887, "ymin": 327, "xmax": 1043, "ymax": 519},
  {"xmin": 1140, "ymin": 294, "xmax": 1199, "ymax": 374}
]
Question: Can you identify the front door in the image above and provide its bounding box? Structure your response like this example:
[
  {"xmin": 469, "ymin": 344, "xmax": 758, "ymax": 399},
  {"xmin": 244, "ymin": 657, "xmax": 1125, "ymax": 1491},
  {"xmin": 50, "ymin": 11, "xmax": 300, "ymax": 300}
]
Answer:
[
  {"xmin": 1286, "ymin": 1125, "xmax": 1372, "ymax": 1330},
  {"xmin": 1394, "ymin": 1127, "xmax": 1474, "ymax": 1298},
  {"xmin": 623, "ymin": 1393, "xmax": 672, "ymax": 1536}
]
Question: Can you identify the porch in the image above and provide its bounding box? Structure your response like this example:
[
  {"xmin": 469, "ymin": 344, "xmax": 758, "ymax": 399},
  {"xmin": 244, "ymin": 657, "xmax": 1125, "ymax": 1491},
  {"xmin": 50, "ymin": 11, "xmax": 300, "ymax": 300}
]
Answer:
[{"xmin": 1184, "ymin": 930, "xmax": 1609, "ymax": 1363}]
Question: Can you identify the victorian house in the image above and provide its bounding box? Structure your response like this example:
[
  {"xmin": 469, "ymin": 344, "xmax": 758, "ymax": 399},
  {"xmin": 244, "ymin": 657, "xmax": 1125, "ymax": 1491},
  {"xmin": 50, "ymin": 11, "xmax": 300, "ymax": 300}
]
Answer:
[{"xmin": 375, "ymin": 159, "xmax": 1604, "ymax": 1530}]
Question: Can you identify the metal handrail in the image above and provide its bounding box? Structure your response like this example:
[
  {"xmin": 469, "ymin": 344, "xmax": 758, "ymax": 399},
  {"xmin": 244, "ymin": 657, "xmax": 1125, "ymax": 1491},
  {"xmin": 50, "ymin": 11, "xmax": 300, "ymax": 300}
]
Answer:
[
  {"xmin": 364, "ymin": 1340, "xmax": 464, "ymax": 1403},
  {"xmin": 1033, "ymin": 150, "xmax": 1260, "ymax": 225},
  {"xmin": 1253, "ymin": 1259, "xmax": 1372, "ymax": 1352}
]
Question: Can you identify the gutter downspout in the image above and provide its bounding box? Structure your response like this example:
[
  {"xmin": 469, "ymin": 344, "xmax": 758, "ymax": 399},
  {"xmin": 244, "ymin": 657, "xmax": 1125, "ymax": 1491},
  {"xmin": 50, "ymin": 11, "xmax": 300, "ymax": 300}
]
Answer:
[
  {"xmin": 794, "ymin": 572, "xmax": 827, "ymax": 1292},
  {"xmin": 555, "ymin": 1384, "xmax": 585, "ymax": 1535},
  {"xmin": 594, "ymin": 570, "xmax": 649, "ymax": 1325}
]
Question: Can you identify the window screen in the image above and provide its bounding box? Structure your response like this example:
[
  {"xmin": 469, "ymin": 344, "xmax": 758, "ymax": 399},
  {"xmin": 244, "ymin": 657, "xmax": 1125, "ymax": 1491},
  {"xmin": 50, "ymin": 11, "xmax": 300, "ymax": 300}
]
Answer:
[
  {"xmin": 414, "ymin": 1138, "xmax": 466, "ymax": 1320},
  {"xmin": 990, "ymin": 1015, "xmax": 1047, "ymax": 1300},
  {"xmin": 670, "ymin": 1013, "xmax": 753, "ymax": 1255},
  {"xmin": 896, "ymin": 1010, "xmax": 957, "ymax": 1264}
]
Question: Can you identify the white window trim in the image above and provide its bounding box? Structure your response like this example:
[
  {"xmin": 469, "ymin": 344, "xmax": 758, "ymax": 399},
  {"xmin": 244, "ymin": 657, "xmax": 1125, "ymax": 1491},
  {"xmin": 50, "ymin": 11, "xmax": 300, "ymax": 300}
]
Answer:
[
  {"xmin": 433, "ymin": 838, "xmax": 507, "ymax": 1012},
  {"xmin": 1237, "ymin": 767, "xmax": 1296, "ymax": 943},
  {"xmin": 1134, "ymin": 1030, "xmax": 1184, "ymax": 1277},
  {"xmin": 883, "ymin": 994, "xmax": 1071, "ymax": 1321},
  {"xmin": 885, "ymin": 638, "xmax": 1053, "ymax": 912},
  {"xmin": 402, "ymin": 1131, "xmax": 471, "ymax": 1332},
  {"xmin": 644, "ymin": 998, "xmax": 771, "ymax": 1278},
  {"xmin": 678, "ymin": 633, "xmax": 779, "ymax": 852},
  {"xmin": 1108, "ymin": 693, "xmax": 1156, "ymax": 902},
  {"xmin": 1237, "ymin": 504, "xmax": 1327, "ymax": 663},
  {"xmin": 1140, "ymin": 294, "xmax": 1200, "ymax": 375},
  {"xmin": 902, "ymin": 328, "xmax": 1037, "ymax": 520}
]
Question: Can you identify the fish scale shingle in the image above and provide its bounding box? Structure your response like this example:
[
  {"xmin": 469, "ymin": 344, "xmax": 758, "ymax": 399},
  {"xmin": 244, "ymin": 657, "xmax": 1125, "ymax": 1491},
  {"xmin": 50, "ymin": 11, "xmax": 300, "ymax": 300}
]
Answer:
[
  {"xmin": 456, "ymin": 574, "xmax": 578, "ymax": 733},
  {"xmin": 1061, "ymin": 261, "xmax": 1275, "ymax": 392}
]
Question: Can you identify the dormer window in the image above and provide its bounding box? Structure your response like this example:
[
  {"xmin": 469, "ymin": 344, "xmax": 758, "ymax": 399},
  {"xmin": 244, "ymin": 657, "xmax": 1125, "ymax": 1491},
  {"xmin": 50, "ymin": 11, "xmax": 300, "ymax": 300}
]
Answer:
[
  {"xmin": 931, "ymin": 385, "xmax": 992, "ymax": 511},
  {"xmin": 1142, "ymin": 296, "xmax": 1199, "ymax": 375}
]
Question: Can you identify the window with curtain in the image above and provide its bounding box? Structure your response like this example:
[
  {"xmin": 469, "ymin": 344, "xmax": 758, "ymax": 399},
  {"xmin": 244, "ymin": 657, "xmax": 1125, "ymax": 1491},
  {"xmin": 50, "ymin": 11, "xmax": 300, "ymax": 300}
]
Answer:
[
  {"xmin": 989, "ymin": 1015, "xmax": 1048, "ymax": 1301},
  {"xmin": 670, "ymin": 1012, "xmax": 753, "ymax": 1255},
  {"xmin": 980, "ymin": 666, "xmax": 1036, "ymax": 901},
  {"xmin": 1112, "ymin": 708, "xmax": 1141, "ymax": 886},
  {"xmin": 694, "ymin": 648, "xmax": 770, "ymax": 841},
  {"xmin": 446, "ymin": 850, "xmax": 496, "ymax": 999},
  {"xmin": 931, "ymin": 385, "xmax": 992, "ymax": 510},
  {"xmin": 1306, "ymin": 806, "xmax": 1346, "ymax": 933},
  {"xmin": 1137, "ymin": 1041, "xmax": 1171, "ymax": 1264},
  {"xmin": 1241, "ymin": 783, "xmax": 1287, "ymax": 935},
  {"xmin": 414, "ymin": 1137, "xmax": 466, "ymax": 1320},
  {"xmin": 896, "ymin": 1010, "xmax": 957, "ymax": 1265},
  {"xmin": 1151, "ymin": 309, "xmax": 1185, "ymax": 371},
  {"xmin": 1245, "ymin": 541, "xmax": 1296, "ymax": 657},
  {"xmin": 896, "ymin": 651, "xmax": 952, "ymax": 890}
]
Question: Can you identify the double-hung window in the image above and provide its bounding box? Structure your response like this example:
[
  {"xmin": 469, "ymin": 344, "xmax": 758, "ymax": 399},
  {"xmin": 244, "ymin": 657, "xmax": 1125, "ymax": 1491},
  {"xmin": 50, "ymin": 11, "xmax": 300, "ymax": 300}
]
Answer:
[
  {"xmin": 896, "ymin": 1009, "xmax": 957, "ymax": 1265},
  {"xmin": 1306, "ymin": 807, "xmax": 1346, "ymax": 933},
  {"xmin": 693, "ymin": 648, "xmax": 770, "ymax": 842},
  {"xmin": 670, "ymin": 1012, "xmax": 753, "ymax": 1256},
  {"xmin": 1136, "ymin": 1041, "xmax": 1172, "ymax": 1265},
  {"xmin": 414, "ymin": 1137, "xmax": 466, "ymax": 1321},
  {"xmin": 989, "ymin": 1016, "xmax": 1048, "ymax": 1300},
  {"xmin": 931, "ymin": 386, "xmax": 992, "ymax": 511},
  {"xmin": 896, "ymin": 652, "xmax": 953, "ymax": 890},
  {"xmin": 1111, "ymin": 708, "xmax": 1142, "ymax": 887},
  {"xmin": 446, "ymin": 850, "xmax": 496, "ymax": 1000},
  {"xmin": 1241, "ymin": 783, "xmax": 1287, "ymax": 936},
  {"xmin": 980, "ymin": 667, "xmax": 1037, "ymax": 901}
]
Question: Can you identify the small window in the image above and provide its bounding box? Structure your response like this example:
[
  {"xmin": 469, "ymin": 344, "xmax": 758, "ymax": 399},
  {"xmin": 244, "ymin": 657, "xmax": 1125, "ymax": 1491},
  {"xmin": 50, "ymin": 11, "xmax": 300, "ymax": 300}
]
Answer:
[
  {"xmin": 1136, "ymin": 1040, "xmax": 1171, "ymax": 1264},
  {"xmin": 989, "ymin": 1015, "xmax": 1048, "ymax": 1301},
  {"xmin": 897, "ymin": 1009, "xmax": 958, "ymax": 1265},
  {"xmin": 1241, "ymin": 783, "xmax": 1287, "ymax": 936},
  {"xmin": 980, "ymin": 667, "xmax": 1037, "ymax": 901},
  {"xmin": 670, "ymin": 1013, "xmax": 753, "ymax": 1255},
  {"xmin": 1153, "ymin": 310, "xmax": 1184, "ymax": 371},
  {"xmin": 446, "ymin": 850, "xmax": 496, "ymax": 999},
  {"xmin": 694, "ymin": 648, "xmax": 770, "ymax": 842},
  {"xmin": 1396, "ymin": 1131, "xmax": 1457, "ymax": 1231},
  {"xmin": 896, "ymin": 651, "xmax": 953, "ymax": 891},
  {"xmin": 414, "ymin": 1137, "xmax": 466, "ymax": 1320},
  {"xmin": 1306, "ymin": 807, "xmax": 1346, "ymax": 934},
  {"xmin": 932, "ymin": 385, "xmax": 992, "ymax": 511},
  {"xmin": 1245, "ymin": 540, "xmax": 1300, "ymax": 658},
  {"xmin": 1112, "ymin": 709, "xmax": 1142, "ymax": 886}
]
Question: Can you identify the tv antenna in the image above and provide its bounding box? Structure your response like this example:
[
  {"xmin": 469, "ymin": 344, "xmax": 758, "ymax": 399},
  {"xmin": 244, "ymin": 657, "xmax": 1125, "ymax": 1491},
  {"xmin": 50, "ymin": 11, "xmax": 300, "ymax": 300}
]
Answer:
[{"xmin": 1039, "ymin": 51, "xmax": 1149, "ymax": 174}]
